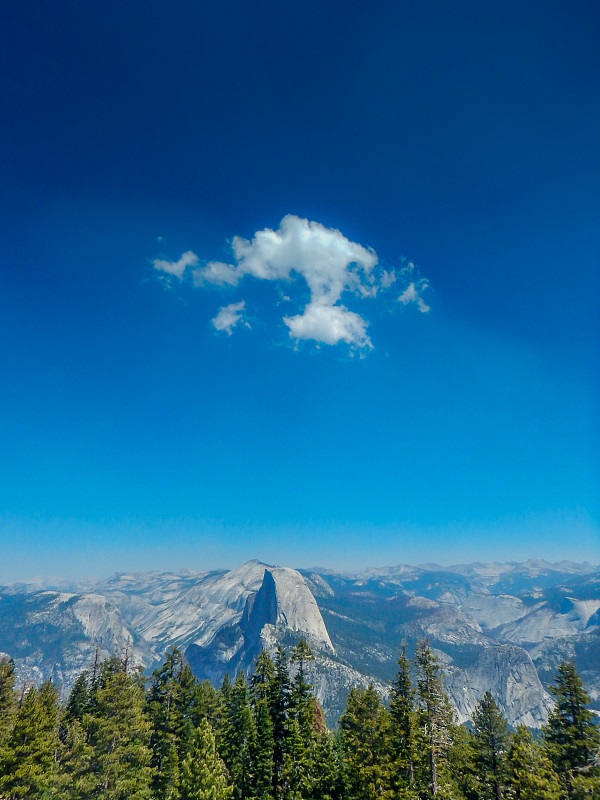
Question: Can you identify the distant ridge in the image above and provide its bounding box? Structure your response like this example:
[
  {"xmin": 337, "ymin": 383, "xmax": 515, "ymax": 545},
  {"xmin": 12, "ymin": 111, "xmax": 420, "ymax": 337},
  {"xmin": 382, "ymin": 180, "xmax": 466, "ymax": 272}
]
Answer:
[{"xmin": 0, "ymin": 559, "xmax": 598, "ymax": 725}]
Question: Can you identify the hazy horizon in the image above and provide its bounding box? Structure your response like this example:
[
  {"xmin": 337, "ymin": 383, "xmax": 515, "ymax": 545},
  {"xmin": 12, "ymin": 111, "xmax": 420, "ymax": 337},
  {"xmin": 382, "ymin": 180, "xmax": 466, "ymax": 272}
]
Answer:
[{"xmin": 3, "ymin": 522, "xmax": 599, "ymax": 586}]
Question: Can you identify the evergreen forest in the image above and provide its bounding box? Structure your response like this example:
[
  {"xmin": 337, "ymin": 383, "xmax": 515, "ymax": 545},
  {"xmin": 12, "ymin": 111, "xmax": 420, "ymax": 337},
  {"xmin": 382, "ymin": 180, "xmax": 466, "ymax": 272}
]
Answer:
[{"xmin": 0, "ymin": 639, "xmax": 598, "ymax": 799}]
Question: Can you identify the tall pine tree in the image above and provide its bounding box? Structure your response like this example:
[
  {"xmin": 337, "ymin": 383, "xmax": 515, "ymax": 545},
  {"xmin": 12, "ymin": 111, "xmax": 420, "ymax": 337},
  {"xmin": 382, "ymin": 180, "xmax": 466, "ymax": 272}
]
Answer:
[
  {"xmin": 0, "ymin": 657, "xmax": 17, "ymax": 748},
  {"xmin": 506, "ymin": 726, "xmax": 561, "ymax": 800},
  {"xmin": 221, "ymin": 672, "xmax": 255, "ymax": 800},
  {"xmin": 471, "ymin": 692, "xmax": 509, "ymax": 800},
  {"xmin": 180, "ymin": 718, "xmax": 232, "ymax": 800},
  {"xmin": 86, "ymin": 663, "xmax": 154, "ymax": 799},
  {"xmin": 270, "ymin": 647, "xmax": 291, "ymax": 799},
  {"xmin": 285, "ymin": 639, "xmax": 318, "ymax": 799},
  {"xmin": 0, "ymin": 681, "xmax": 60, "ymax": 800},
  {"xmin": 339, "ymin": 685, "xmax": 392, "ymax": 800},
  {"xmin": 147, "ymin": 647, "xmax": 186, "ymax": 800},
  {"xmin": 389, "ymin": 644, "xmax": 417, "ymax": 797},
  {"xmin": 64, "ymin": 673, "xmax": 90, "ymax": 726},
  {"xmin": 414, "ymin": 639, "xmax": 456, "ymax": 798},
  {"xmin": 544, "ymin": 660, "xmax": 600, "ymax": 798}
]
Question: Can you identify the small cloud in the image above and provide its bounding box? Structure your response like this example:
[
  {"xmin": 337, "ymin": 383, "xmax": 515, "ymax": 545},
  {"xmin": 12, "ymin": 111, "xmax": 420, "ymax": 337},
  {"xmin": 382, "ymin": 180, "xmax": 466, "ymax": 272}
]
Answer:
[
  {"xmin": 398, "ymin": 281, "xmax": 430, "ymax": 313},
  {"xmin": 380, "ymin": 269, "xmax": 396, "ymax": 289},
  {"xmin": 284, "ymin": 302, "xmax": 372, "ymax": 349},
  {"xmin": 153, "ymin": 250, "xmax": 198, "ymax": 279},
  {"xmin": 193, "ymin": 261, "xmax": 240, "ymax": 287},
  {"xmin": 212, "ymin": 301, "xmax": 246, "ymax": 335}
]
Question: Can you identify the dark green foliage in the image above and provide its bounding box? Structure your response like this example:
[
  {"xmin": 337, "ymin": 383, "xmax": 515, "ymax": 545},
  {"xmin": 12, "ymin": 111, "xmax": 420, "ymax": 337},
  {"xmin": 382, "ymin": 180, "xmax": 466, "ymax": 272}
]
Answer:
[
  {"xmin": 339, "ymin": 684, "xmax": 392, "ymax": 800},
  {"xmin": 271, "ymin": 647, "xmax": 291, "ymax": 797},
  {"xmin": 1, "ymin": 647, "xmax": 599, "ymax": 800},
  {"xmin": 55, "ymin": 718, "xmax": 95, "ymax": 800},
  {"xmin": 180, "ymin": 718, "xmax": 232, "ymax": 800},
  {"xmin": 85, "ymin": 664, "xmax": 154, "ymax": 799},
  {"xmin": 544, "ymin": 660, "xmax": 600, "ymax": 798},
  {"xmin": 389, "ymin": 644, "xmax": 417, "ymax": 795},
  {"xmin": 64, "ymin": 672, "xmax": 90, "ymax": 724},
  {"xmin": 249, "ymin": 652, "xmax": 277, "ymax": 797},
  {"xmin": 471, "ymin": 692, "xmax": 509, "ymax": 800},
  {"xmin": 311, "ymin": 723, "xmax": 342, "ymax": 800},
  {"xmin": 221, "ymin": 672, "xmax": 255, "ymax": 800},
  {"xmin": 284, "ymin": 639, "xmax": 319, "ymax": 798},
  {"xmin": 251, "ymin": 651, "xmax": 276, "ymax": 704},
  {"xmin": 0, "ymin": 681, "xmax": 60, "ymax": 799},
  {"xmin": 448, "ymin": 722, "xmax": 478, "ymax": 800},
  {"xmin": 191, "ymin": 676, "xmax": 221, "ymax": 729},
  {"xmin": 506, "ymin": 726, "xmax": 561, "ymax": 800},
  {"xmin": 147, "ymin": 647, "xmax": 186, "ymax": 800},
  {"xmin": 253, "ymin": 697, "xmax": 275, "ymax": 799},
  {"xmin": 0, "ymin": 657, "xmax": 17, "ymax": 746}
]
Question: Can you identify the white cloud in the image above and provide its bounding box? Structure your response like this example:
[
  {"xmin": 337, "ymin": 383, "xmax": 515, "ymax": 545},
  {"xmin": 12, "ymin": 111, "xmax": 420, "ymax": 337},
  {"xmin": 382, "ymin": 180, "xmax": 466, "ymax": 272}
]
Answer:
[
  {"xmin": 193, "ymin": 261, "xmax": 240, "ymax": 287},
  {"xmin": 226, "ymin": 215, "xmax": 379, "ymax": 346},
  {"xmin": 284, "ymin": 302, "xmax": 372, "ymax": 349},
  {"xmin": 153, "ymin": 250, "xmax": 198, "ymax": 279},
  {"xmin": 212, "ymin": 301, "xmax": 246, "ymax": 335},
  {"xmin": 152, "ymin": 215, "xmax": 430, "ymax": 350},
  {"xmin": 380, "ymin": 269, "xmax": 396, "ymax": 289},
  {"xmin": 398, "ymin": 281, "xmax": 430, "ymax": 313},
  {"xmin": 229, "ymin": 215, "xmax": 378, "ymax": 304}
]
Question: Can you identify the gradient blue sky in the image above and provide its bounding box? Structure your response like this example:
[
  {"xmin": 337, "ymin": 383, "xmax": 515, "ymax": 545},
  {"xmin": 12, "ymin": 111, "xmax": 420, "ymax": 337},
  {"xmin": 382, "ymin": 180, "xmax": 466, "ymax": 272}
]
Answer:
[{"xmin": 1, "ymin": 0, "xmax": 598, "ymax": 581}]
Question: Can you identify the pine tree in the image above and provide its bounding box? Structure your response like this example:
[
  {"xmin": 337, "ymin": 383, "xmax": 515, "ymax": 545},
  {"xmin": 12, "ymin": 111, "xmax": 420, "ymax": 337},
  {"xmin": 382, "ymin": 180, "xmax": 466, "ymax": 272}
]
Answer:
[
  {"xmin": 248, "ymin": 652, "xmax": 277, "ymax": 797},
  {"xmin": 414, "ymin": 639, "xmax": 456, "ymax": 798},
  {"xmin": 311, "ymin": 725, "xmax": 342, "ymax": 800},
  {"xmin": 190, "ymin": 677, "xmax": 221, "ymax": 729},
  {"xmin": 389, "ymin": 645, "xmax": 417, "ymax": 796},
  {"xmin": 253, "ymin": 697, "xmax": 275, "ymax": 799},
  {"xmin": 64, "ymin": 672, "xmax": 90, "ymax": 725},
  {"xmin": 339, "ymin": 684, "xmax": 392, "ymax": 800},
  {"xmin": 210, "ymin": 673, "xmax": 232, "ymax": 761},
  {"xmin": 0, "ymin": 657, "xmax": 17, "ymax": 748},
  {"xmin": 544, "ymin": 661, "xmax": 600, "ymax": 798},
  {"xmin": 284, "ymin": 639, "xmax": 321, "ymax": 799},
  {"xmin": 290, "ymin": 640, "xmax": 314, "ymax": 705},
  {"xmin": 251, "ymin": 651, "xmax": 276, "ymax": 705},
  {"xmin": 506, "ymin": 726, "xmax": 561, "ymax": 800},
  {"xmin": 0, "ymin": 681, "xmax": 60, "ymax": 799},
  {"xmin": 180, "ymin": 718, "xmax": 233, "ymax": 800},
  {"xmin": 448, "ymin": 721, "xmax": 479, "ymax": 800},
  {"xmin": 221, "ymin": 672, "xmax": 255, "ymax": 800},
  {"xmin": 86, "ymin": 664, "xmax": 154, "ymax": 799},
  {"xmin": 471, "ymin": 692, "xmax": 510, "ymax": 800},
  {"xmin": 147, "ymin": 647, "xmax": 186, "ymax": 800},
  {"xmin": 270, "ymin": 647, "xmax": 291, "ymax": 799},
  {"xmin": 55, "ymin": 718, "xmax": 95, "ymax": 800}
]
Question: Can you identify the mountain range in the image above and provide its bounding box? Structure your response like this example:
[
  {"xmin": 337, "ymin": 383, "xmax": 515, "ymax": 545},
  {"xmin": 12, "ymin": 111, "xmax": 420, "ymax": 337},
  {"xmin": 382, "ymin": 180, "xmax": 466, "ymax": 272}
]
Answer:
[{"xmin": 1, "ymin": 558, "xmax": 598, "ymax": 727}]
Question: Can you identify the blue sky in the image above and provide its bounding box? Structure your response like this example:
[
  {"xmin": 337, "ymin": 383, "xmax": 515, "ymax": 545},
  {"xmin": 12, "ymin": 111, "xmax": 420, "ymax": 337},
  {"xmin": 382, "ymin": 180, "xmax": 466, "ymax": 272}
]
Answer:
[{"xmin": 1, "ymin": 0, "xmax": 598, "ymax": 581}]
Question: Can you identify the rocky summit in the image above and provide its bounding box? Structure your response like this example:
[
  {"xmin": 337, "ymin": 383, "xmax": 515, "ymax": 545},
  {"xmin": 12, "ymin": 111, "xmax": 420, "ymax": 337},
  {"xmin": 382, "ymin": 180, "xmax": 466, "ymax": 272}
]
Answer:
[{"xmin": 0, "ymin": 559, "xmax": 598, "ymax": 726}]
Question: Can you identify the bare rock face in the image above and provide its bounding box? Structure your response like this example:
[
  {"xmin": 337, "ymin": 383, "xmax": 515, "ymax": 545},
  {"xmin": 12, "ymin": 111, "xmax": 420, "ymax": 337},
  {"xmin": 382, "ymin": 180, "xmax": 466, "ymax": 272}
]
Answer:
[
  {"xmin": 445, "ymin": 645, "xmax": 554, "ymax": 727},
  {"xmin": 185, "ymin": 565, "xmax": 333, "ymax": 683},
  {"xmin": 0, "ymin": 590, "xmax": 150, "ymax": 693},
  {"xmin": 245, "ymin": 568, "xmax": 333, "ymax": 650},
  {"xmin": 95, "ymin": 561, "xmax": 267, "ymax": 650}
]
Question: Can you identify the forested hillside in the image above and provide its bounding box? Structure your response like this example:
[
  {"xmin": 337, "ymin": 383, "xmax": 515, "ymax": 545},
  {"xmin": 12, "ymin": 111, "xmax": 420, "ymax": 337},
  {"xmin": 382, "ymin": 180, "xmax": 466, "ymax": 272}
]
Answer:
[{"xmin": 0, "ymin": 639, "xmax": 598, "ymax": 799}]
